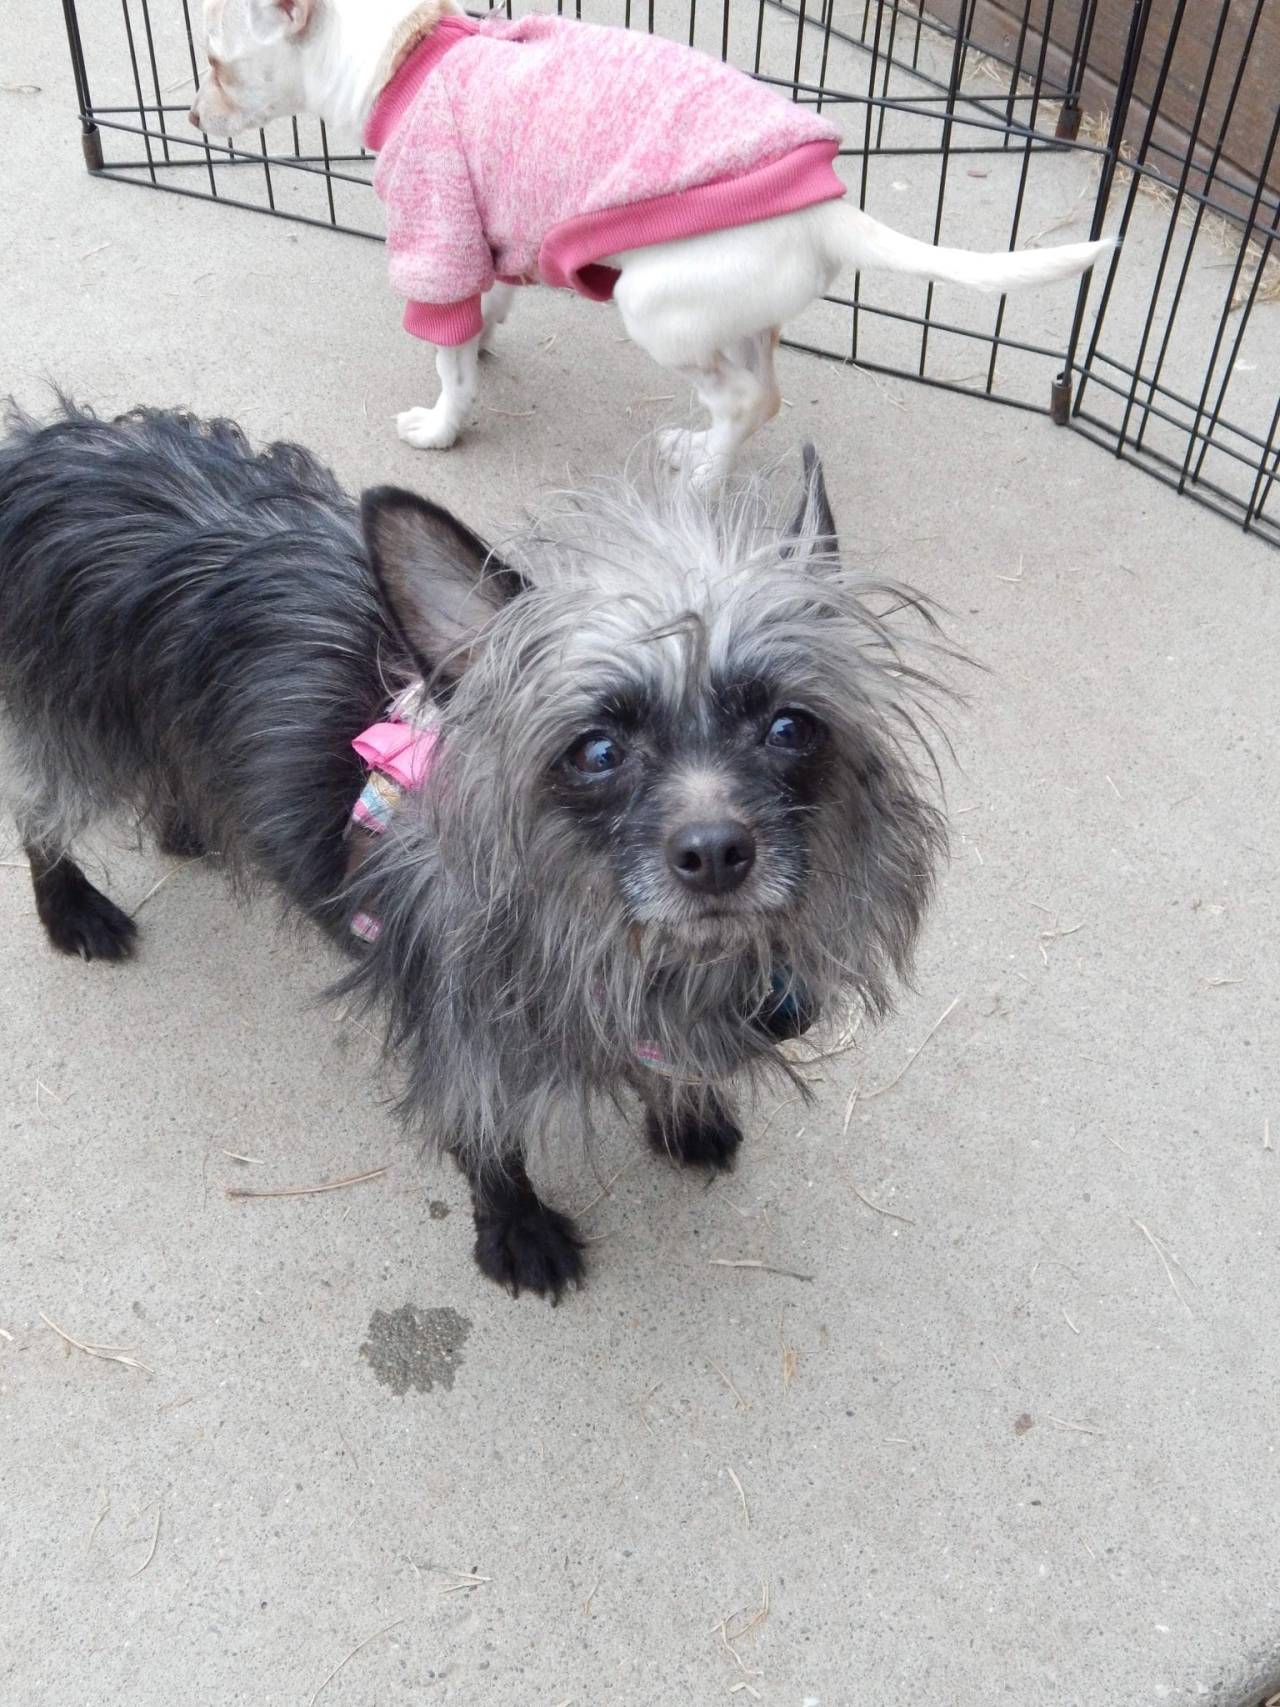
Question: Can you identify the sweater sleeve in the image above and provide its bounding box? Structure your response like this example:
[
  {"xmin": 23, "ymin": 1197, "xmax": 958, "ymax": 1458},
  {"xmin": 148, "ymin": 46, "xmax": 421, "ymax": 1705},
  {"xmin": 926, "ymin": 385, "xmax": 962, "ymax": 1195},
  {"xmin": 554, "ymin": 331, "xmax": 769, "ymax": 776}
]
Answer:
[{"xmin": 377, "ymin": 77, "xmax": 494, "ymax": 346}]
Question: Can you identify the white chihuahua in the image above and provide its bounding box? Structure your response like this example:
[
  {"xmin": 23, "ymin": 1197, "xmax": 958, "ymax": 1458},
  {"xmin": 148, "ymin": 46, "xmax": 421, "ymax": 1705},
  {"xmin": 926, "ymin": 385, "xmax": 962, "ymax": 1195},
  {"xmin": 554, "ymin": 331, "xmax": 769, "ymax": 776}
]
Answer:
[{"xmin": 191, "ymin": 0, "xmax": 1113, "ymax": 481}]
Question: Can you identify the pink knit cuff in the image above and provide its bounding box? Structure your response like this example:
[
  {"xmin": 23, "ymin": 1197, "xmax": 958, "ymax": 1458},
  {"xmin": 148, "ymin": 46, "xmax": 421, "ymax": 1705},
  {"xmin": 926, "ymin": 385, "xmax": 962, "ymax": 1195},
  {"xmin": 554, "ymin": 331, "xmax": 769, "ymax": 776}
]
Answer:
[
  {"xmin": 540, "ymin": 139, "xmax": 845, "ymax": 299},
  {"xmin": 403, "ymin": 296, "xmax": 485, "ymax": 346}
]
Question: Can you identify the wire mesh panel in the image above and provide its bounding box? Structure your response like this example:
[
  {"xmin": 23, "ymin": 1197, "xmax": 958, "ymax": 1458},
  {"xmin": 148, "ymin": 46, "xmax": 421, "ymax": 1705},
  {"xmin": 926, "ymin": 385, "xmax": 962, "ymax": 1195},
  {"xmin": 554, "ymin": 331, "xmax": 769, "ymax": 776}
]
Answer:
[
  {"xmin": 744, "ymin": 0, "xmax": 1112, "ymax": 417},
  {"xmin": 1064, "ymin": 0, "xmax": 1279, "ymax": 541},
  {"xmin": 60, "ymin": 0, "xmax": 1280, "ymax": 545}
]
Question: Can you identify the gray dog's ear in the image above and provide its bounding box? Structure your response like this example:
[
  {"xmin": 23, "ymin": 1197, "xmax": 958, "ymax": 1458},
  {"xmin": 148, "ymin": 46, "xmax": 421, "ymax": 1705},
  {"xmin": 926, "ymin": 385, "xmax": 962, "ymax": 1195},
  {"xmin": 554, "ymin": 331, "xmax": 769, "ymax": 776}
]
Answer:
[
  {"xmin": 785, "ymin": 444, "xmax": 840, "ymax": 559},
  {"xmin": 361, "ymin": 486, "xmax": 527, "ymax": 683}
]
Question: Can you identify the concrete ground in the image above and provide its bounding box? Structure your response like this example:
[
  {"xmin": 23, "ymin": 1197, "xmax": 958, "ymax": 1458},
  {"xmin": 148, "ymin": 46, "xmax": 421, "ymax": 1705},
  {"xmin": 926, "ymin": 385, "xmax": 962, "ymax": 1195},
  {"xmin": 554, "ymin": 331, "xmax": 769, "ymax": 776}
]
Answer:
[{"xmin": 3, "ymin": 8, "xmax": 1280, "ymax": 1707}]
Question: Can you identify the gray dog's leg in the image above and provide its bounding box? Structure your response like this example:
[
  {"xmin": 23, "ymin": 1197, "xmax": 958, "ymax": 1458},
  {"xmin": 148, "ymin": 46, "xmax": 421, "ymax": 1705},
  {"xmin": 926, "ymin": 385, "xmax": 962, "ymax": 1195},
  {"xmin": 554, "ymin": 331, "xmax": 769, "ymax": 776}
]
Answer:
[
  {"xmin": 633, "ymin": 1073, "xmax": 744, "ymax": 1172},
  {"xmin": 24, "ymin": 839, "xmax": 137, "ymax": 962},
  {"xmin": 452, "ymin": 1145, "xmax": 584, "ymax": 1302}
]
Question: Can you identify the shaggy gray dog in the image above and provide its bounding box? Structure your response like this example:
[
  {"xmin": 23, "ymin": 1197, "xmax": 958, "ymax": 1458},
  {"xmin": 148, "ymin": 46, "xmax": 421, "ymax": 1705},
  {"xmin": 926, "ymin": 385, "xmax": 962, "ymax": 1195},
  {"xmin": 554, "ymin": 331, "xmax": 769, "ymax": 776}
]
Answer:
[{"xmin": 0, "ymin": 400, "xmax": 948, "ymax": 1299}]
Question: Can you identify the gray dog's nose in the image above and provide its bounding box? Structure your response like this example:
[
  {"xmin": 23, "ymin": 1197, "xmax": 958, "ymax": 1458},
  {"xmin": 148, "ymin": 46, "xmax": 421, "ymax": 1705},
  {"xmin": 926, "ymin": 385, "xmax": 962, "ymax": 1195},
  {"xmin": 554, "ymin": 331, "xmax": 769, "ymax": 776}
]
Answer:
[{"xmin": 666, "ymin": 819, "xmax": 756, "ymax": 895}]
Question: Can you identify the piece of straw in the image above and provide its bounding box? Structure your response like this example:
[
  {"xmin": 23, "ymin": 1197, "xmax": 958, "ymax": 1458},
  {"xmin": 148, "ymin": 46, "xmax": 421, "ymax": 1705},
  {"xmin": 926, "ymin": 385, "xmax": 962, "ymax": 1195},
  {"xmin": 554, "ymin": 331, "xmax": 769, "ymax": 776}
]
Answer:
[
  {"xmin": 308, "ymin": 1619, "xmax": 405, "ymax": 1707},
  {"xmin": 841, "ymin": 1171, "xmax": 915, "ymax": 1226},
  {"xmin": 707, "ymin": 1360, "xmax": 750, "ymax": 1412},
  {"xmin": 756, "ymin": 1094, "xmax": 806, "ymax": 1141},
  {"xmin": 127, "ymin": 1499, "xmax": 163, "ymax": 1578},
  {"xmin": 779, "ymin": 1313, "xmax": 798, "ymax": 1393},
  {"xmin": 132, "ymin": 855, "xmax": 210, "ymax": 916},
  {"xmin": 709, "ymin": 1258, "xmax": 814, "ymax": 1283},
  {"xmin": 40, "ymin": 1312, "xmax": 152, "ymax": 1375},
  {"xmin": 225, "ymin": 1166, "xmax": 386, "ymax": 1200},
  {"xmin": 725, "ymin": 1466, "xmax": 750, "ymax": 1531},
  {"xmin": 86, "ymin": 1488, "xmax": 110, "ymax": 1552},
  {"xmin": 860, "ymin": 996, "xmax": 960, "ymax": 1099},
  {"xmin": 1131, "ymin": 1217, "xmax": 1193, "ymax": 1315}
]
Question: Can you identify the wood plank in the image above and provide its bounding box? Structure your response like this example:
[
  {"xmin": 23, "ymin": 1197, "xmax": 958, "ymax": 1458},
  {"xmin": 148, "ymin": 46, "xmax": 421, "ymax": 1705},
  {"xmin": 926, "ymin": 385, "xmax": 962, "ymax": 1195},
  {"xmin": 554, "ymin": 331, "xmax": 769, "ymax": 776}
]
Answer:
[{"xmin": 920, "ymin": 0, "xmax": 1280, "ymax": 223}]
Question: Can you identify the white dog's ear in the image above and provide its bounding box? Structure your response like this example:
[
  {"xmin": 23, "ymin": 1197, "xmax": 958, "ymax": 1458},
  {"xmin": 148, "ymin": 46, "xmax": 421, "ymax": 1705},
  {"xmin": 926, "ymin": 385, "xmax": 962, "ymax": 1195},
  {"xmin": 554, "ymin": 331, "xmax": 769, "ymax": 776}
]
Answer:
[
  {"xmin": 785, "ymin": 442, "xmax": 840, "ymax": 560},
  {"xmin": 361, "ymin": 487, "xmax": 527, "ymax": 684},
  {"xmin": 247, "ymin": 0, "xmax": 315, "ymax": 44}
]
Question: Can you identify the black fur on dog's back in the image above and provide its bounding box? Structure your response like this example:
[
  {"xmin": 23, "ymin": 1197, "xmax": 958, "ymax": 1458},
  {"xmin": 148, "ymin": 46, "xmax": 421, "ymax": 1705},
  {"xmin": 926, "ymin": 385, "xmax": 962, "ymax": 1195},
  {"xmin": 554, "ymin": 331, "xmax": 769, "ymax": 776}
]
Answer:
[{"xmin": 0, "ymin": 399, "xmax": 392, "ymax": 932}]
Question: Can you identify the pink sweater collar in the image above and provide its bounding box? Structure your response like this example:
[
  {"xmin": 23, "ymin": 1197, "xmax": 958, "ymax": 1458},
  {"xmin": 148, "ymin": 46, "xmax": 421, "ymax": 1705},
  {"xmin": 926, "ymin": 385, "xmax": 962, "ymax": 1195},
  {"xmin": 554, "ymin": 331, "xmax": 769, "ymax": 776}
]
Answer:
[{"xmin": 364, "ymin": 15, "xmax": 476, "ymax": 150}]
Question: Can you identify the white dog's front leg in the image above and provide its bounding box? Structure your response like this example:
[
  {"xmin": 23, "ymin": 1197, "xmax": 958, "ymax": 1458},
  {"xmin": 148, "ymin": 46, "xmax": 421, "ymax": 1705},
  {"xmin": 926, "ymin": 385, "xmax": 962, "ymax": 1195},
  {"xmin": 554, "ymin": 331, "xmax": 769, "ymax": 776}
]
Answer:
[
  {"xmin": 479, "ymin": 283, "xmax": 516, "ymax": 353},
  {"xmin": 396, "ymin": 336, "xmax": 482, "ymax": 451}
]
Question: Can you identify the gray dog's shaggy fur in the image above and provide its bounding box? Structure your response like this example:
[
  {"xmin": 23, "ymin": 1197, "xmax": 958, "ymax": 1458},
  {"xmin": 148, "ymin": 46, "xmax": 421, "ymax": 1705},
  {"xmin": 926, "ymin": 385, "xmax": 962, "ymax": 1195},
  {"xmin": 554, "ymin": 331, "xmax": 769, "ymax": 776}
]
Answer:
[{"xmin": 0, "ymin": 399, "xmax": 950, "ymax": 1298}]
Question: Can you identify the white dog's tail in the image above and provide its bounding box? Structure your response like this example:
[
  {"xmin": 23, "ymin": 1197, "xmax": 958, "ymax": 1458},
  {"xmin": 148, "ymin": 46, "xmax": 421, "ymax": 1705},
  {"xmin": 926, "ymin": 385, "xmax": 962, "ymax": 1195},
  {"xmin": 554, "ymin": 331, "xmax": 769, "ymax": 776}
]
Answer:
[{"xmin": 828, "ymin": 204, "xmax": 1115, "ymax": 294}]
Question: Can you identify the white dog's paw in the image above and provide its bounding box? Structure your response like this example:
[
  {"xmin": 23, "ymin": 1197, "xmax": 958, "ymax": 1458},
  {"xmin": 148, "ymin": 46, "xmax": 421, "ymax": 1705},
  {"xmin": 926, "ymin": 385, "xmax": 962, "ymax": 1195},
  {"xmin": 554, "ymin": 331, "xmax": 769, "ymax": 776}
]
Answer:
[
  {"xmin": 396, "ymin": 405, "xmax": 461, "ymax": 451},
  {"xmin": 688, "ymin": 454, "xmax": 730, "ymax": 494},
  {"xmin": 657, "ymin": 427, "xmax": 708, "ymax": 472}
]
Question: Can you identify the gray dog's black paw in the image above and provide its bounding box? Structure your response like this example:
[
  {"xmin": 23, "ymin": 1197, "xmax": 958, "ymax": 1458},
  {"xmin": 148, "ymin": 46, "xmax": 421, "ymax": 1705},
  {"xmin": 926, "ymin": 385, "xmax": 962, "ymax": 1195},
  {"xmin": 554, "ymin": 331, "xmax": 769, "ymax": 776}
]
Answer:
[
  {"xmin": 473, "ymin": 1201, "xmax": 585, "ymax": 1301},
  {"xmin": 646, "ymin": 1105, "xmax": 743, "ymax": 1171},
  {"xmin": 34, "ymin": 863, "xmax": 138, "ymax": 962}
]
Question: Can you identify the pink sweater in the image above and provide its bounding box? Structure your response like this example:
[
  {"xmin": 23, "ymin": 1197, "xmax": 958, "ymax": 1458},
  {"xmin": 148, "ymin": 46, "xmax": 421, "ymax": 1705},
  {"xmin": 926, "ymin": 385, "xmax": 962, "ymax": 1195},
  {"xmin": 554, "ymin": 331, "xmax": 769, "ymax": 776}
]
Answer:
[{"xmin": 364, "ymin": 12, "xmax": 845, "ymax": 346}]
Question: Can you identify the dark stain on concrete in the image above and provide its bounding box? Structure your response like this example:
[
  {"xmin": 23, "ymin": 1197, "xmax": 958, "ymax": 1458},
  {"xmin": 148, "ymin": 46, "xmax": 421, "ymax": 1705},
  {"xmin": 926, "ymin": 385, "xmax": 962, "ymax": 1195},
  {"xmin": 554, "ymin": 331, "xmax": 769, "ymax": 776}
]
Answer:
[
  {"xmin": 428, "ymin": 1200, "xmax": 450, "ymax": 1220},
  {"xmin": 1014, "ymin": 1412, "xmax": 1034, "ymax": 1435},
  {"xmin": 360, "ymin": 1304, "xmax": 472, "ymax": 1396}
]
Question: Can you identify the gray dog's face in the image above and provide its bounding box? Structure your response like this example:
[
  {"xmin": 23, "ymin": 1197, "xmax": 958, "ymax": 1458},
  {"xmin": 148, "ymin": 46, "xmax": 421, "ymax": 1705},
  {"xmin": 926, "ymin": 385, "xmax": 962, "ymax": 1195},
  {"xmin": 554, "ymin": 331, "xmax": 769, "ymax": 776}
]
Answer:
[
  {"xmin": 362, "ymin": 451, "xmax": 944, "ymax": 1026},
  {"xmin": 540, "ymin": 640, "xmax": 830, "ymax": 950}
]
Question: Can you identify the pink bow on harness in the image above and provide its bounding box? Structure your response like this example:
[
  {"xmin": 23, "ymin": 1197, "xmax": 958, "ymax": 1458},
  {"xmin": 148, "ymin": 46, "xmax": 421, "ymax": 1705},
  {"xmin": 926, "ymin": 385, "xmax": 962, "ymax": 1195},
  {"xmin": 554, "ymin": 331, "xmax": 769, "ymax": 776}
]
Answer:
[
  {"xmin": 352, "ymin": 720, "xmax": 438, "ymax": 792},
  {"xmin": 348, "ymin": 717, "xmax": 439, "ymax": 941}
]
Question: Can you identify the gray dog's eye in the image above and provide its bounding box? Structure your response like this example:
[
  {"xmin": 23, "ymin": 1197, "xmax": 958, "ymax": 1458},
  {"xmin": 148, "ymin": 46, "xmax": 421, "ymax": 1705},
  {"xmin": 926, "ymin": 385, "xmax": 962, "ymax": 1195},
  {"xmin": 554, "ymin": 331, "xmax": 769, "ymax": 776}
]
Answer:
[
  {"xmin": 765, "ymin": 708, "xmax": 822, "ymax": 753},
  {"xmin": 567, "ymin": 731, "xmax": 625, "ymax": 775}
]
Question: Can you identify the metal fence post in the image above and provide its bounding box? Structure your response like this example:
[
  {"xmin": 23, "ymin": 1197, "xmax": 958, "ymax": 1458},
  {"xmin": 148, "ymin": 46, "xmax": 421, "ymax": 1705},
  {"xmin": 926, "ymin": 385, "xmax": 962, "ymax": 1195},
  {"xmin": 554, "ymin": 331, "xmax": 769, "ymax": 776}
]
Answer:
[
  {"xmin": 1051, "ymin": 0, "xmax": 1153, "ymax": 422},
  {"xmin": 60, "ymin": 0, "xmax": 103, "ymax": 169}
]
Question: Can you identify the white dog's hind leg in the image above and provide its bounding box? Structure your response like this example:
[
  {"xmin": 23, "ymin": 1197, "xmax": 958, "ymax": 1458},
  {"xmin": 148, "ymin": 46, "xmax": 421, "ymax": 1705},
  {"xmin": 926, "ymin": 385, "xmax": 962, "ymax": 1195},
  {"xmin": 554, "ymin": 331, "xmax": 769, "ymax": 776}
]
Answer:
[
  {"xmin": 672, "ymin": 331, "xmax": 782, "ymax": 486},
  {"xmin": 479, "ymin": 283, "xmax": 516, "ymax": 353},
  {"xmin": 396, "ymin": 336, "xmax": 482, "ymax": 451}
]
